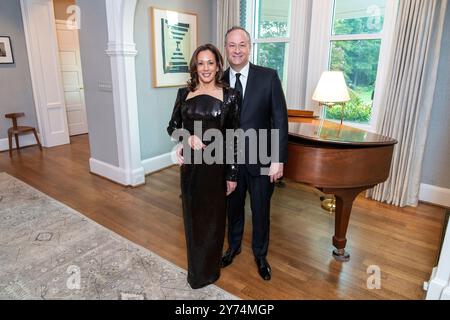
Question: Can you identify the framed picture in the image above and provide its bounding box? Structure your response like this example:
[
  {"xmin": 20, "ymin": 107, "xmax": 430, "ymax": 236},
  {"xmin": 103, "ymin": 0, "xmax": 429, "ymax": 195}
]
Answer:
[
  {"xmin": 150, "ymin": 7, "xmax": 197, "ymax": 87},
  {"xmin": 0, "ymin": 36, "xmax": 14, "ymax": 64}
]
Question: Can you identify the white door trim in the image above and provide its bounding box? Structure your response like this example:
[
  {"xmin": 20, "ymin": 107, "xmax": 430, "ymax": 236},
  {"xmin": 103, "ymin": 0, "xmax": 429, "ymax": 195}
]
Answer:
[
  {"xmin": 102, "ymin": 0, "xmax": 145, "ymax": 186},
  {"xmin": 20, "ymin": 0, "xmax": 70, "ymax": 148}
]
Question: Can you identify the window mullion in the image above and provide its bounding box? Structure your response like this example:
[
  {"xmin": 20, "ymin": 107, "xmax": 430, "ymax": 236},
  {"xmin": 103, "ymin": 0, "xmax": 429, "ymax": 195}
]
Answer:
[
  {"xmin": 251, "ymin": 0, "xmax": 258, "ymax": 63},
  {"xmin": 331, "ymin": 33, "xmax": 382, "ymax": 41},
  {"xmin": 253, "ymin": 0, "xmax": 259, "ymax": 40},
  {"xmin": 253, "ymin": 38, "xmax": 290, "ymax": 44}
]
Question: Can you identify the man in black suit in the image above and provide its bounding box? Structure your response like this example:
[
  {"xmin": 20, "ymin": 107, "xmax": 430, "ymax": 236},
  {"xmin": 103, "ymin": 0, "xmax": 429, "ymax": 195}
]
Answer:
[{"xmin": 220, "ymin": 26, "xmax": 288, "ymax": 280}]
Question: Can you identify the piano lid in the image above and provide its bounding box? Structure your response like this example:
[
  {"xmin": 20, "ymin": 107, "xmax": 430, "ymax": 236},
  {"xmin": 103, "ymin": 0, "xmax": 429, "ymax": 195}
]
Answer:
[{"xmin": 288, "ymin": 118, "xmax": 397, "ymax": 146}]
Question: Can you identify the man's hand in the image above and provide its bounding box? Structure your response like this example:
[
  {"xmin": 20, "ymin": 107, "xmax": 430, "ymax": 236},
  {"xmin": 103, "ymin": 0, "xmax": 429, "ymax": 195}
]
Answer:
[
  {"xmin": 176, "ymin": 144, "xmax": 184, "ymax": 166},
  {"xmin": 226, "ymin": 181, "xmax": 237, "ymax": 196},
  {"xmin": 188, "ymin": 135, "xmax": 206, "ymax": 150},
  {"xmin": 268, "ymin": 162, "xmax": 284, "ymax": 183}
]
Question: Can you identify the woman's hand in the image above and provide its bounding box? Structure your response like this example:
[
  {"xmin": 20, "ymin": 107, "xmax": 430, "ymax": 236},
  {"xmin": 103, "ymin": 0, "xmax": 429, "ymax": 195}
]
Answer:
[
  {"xmin": 226, "ymin": 181, "xmax": 237, "ymax": 196},
  {"xmin": 188, "ymin": 135, "xmax": 206, "ymax": 150}
]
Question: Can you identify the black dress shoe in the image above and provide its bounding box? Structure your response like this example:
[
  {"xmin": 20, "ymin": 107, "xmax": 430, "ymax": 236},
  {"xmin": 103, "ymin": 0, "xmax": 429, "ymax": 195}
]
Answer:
[
  {"xmin": 220, "ymin": 247, "xmax": 241, "ymax": 268},
  {"xmin": 255, "ymin": 257, "xmax": 272, "ymax": 280}
]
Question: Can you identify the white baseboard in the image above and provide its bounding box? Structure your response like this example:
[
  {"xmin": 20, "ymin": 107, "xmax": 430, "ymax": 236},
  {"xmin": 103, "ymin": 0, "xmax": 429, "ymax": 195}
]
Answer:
[
  {"xmin": 89, "ymin": 158, "xmax": 145, "ymax": 187},
  {"xmin": 141, "ymin": 151, "xmax": 175, "ymax": 175},
  {"xmin": 89, "ymin": 157, "xmax": 128, "ymax": 186},
  {"xmin": 419, "ymin": 184, "xmax": 450, "ymax": 208},
  {"xmin": 0, "ymin": 133, "xmax": 40, "ymax": 152}
]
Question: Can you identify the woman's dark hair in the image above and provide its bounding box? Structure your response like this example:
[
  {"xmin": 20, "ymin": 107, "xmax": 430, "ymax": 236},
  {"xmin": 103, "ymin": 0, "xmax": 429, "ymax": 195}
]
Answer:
[{"xmin": 187, "ymin": 43, "xmax": 227, "ymax": 91}]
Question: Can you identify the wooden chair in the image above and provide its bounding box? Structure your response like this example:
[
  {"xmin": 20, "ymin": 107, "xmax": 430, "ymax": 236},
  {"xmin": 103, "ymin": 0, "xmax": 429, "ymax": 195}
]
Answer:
[{"xmin": 5, "ymin": 112, "xmax": 42, "ymax": 157}]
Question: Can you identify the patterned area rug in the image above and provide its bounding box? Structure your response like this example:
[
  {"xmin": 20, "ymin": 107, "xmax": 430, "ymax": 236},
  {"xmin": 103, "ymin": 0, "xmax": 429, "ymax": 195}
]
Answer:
[{"xmin": 0, "ymin": 173, "xmax": 237, "ymax": 300}]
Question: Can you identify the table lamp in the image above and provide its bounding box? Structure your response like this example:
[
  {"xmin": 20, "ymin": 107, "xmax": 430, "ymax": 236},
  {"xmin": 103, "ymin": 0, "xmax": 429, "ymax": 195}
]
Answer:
[
  {"xmin": 312, "ymin": 71, "xmax": 350, "ymax": 125},
  {"xmin": 312, "ymin": 71, "xmax": 350, "ymax": 213}
]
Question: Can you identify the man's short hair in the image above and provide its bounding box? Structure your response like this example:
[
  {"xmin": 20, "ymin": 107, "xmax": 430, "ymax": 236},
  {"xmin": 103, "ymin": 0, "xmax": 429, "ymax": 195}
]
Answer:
[{"xmin": 225, "ymin": 26, "xmax": 252, "ymax": 46}]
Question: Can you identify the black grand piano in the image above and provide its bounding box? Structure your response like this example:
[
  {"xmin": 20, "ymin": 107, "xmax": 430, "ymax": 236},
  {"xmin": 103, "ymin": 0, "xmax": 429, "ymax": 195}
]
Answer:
[{"xmin": 284, "ymin": 116, "xmax": 397, "ymax": 261}]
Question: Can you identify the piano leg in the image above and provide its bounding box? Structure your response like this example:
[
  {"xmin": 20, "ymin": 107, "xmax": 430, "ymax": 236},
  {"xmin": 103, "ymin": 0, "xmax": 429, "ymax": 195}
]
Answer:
[{"xmin": 321, "ymin": 186, "xmax": 374, "ymax": 262}]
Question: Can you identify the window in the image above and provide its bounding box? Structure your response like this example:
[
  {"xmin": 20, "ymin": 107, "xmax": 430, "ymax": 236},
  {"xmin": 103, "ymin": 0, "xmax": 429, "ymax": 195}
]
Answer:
[
  {"xmin": 241, "ymin": 0, "xmax": 292, "ymax": 89},
  {"xmin": 326, "ymin": 0, "xmax": 386, "ymax": 124},
  {"xmin": 239, "ymin": 0, "xmax": 397, "ymax": 122}
]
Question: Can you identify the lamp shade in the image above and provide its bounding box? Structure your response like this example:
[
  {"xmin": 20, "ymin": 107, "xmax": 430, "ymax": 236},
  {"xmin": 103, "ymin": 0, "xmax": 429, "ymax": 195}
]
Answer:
[{"xmin": 312, "ymin": 71, "xmax": 350, "ymax": 103}]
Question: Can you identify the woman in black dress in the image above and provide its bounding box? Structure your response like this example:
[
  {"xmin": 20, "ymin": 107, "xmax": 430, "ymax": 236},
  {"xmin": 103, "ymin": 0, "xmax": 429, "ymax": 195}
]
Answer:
[{"xmin": 167, "ymin": 44, "xmax": 240, "ymax": 289}]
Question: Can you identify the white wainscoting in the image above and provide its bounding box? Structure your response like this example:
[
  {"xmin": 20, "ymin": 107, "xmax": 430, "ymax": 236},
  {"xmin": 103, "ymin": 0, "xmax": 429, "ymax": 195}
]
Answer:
[{"xmin": 419, "ymin": 184, "xmax": 450, "ymax": 208}]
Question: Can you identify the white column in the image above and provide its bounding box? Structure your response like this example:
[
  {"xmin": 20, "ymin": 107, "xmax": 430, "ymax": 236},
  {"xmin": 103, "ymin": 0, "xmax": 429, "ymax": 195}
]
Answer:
[{"xmin": 102, "ymin": 0, "xmax": 145, "ymax": 186}]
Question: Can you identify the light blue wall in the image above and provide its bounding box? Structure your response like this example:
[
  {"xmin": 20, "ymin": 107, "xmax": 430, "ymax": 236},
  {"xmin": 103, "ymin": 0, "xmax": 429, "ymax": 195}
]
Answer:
[
  {"xmin": 134, "ymin": 0, "xmax": 214, "ymax": 160},
  {"xmin": 421, "ymin": 4, "xmax": 450, "ymax": 189},
  {"xmin": 0, "ymin": 0, "xmax": 38, "ymax": 139},
  {"xmin": 77, "ymin": 0, "xmax": 119, "ymax": 166}
]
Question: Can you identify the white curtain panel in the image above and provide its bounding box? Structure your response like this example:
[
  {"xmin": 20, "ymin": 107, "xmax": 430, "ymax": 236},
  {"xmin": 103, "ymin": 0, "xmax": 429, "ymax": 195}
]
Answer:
[
  {"xmin": 368, "ymin": 0, "xmax": 448, "ymax": 207},
  {"xmin": 216, "ymin": 0, "xmax": 240, "ymax": 61}
]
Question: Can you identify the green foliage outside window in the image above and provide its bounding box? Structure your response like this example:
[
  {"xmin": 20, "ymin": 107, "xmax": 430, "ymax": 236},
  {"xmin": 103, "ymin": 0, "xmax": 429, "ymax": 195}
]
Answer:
[
  {"xmin": 326, "ymin": 89, "xmax": 372, "ymax": 123},
  {"xmin": 255, "ymin": 21, "xmax": 288, "ymax": 86},
  {"xmin": 328, "ymin": 16, "xmax": 384, "ymax": 123},
  {"xmin": 333, "ymin": 15, "xmax": 384, "ymax": 35}
]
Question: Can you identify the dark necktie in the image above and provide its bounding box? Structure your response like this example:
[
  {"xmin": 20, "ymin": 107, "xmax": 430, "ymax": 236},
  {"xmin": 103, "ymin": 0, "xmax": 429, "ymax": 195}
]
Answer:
[{"xmin": 235, "ymin": 73, "xmax": 243, "ymax": 98}]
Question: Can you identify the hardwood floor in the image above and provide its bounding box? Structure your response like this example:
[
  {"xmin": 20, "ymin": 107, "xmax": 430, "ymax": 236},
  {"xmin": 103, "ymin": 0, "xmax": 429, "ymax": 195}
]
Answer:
[{"xmin": 0, "ymin": 135, "xmax": 445, "ymax": 299}]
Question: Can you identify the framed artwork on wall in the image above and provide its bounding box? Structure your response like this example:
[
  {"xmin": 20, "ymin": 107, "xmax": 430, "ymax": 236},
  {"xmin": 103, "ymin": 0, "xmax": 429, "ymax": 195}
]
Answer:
[
  {"xmin": 0, "ymin": 36, "xmax": 14, "ymax": 64},
  {"xmin": 150, "ymin": 7, "xmax": 197, "ymax": 87}
]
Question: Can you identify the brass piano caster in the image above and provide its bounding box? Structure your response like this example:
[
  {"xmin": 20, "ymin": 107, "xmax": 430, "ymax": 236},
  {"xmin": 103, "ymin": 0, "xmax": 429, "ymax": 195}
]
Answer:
[
  {"xmin": 320, "ymin": 195, "xmax": 336, "ymax": 213},
  {"xmin": 332, "ymin": 248, "xmax": 350, "ymax": 262}
]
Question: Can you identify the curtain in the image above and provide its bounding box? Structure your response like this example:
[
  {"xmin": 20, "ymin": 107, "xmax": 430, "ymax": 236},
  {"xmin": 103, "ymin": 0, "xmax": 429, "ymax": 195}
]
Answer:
[
  {"xmin": 367, "ymin": 0, "xmax": 448, "ymax": 207},
  {"xmin": 216, "ymin": 0, "xmax": 241, "ymax": 62}
]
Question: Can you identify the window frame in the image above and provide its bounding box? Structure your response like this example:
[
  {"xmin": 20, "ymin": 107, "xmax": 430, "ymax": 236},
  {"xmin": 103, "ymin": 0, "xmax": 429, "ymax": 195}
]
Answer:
[
  {"xmin": 243, "ymin": 0, "xmax": 293, "ymax": 89},
  {"xmin": 239, "ymin": 0, "xmax": 398, "ymax": 129},
  {"xmin": 306, "ymin": 0, "xmax": 399, "ymax": 132}
]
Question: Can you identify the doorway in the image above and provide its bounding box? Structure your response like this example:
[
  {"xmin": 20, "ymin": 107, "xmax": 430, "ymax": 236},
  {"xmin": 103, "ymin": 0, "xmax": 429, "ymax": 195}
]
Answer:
[{"xmin": 53, "ymin": 0, "xmax": 88, "ymax": 136}]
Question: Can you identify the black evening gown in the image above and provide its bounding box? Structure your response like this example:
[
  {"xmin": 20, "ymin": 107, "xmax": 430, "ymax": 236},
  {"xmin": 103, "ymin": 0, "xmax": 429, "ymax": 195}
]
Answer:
[{"xmin": 167, "ymin": 87, "xmax": 240, "ymax": 289}]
